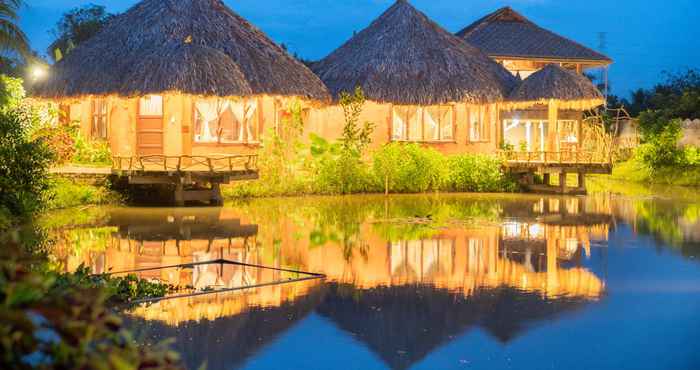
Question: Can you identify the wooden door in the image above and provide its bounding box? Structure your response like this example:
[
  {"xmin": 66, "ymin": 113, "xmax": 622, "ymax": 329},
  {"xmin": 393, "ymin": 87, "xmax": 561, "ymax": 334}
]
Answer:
[{"xmin": 137, "ymin": 96, "xmax": 164, "ymax": 156}]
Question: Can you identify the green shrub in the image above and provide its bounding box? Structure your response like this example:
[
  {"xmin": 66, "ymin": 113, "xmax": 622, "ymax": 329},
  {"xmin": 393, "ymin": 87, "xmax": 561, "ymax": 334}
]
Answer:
[
  {"xmin": 0, "ymin": 106, "xmax": 54, "ymax": 221},
  {"xmin": 445, "ymin": 153, "xmax": 517, "ymax": 192},
  {"xmin": 312, "ymin": 148, "xmax": 378, "ymax": 194},
  {"xmin": 636, "ymin": 119, "xmax": 685, "ymax": 170},
  {"xmin": 72, "ymin": 129, "xmax": 112, "ymax": 165},
  {"xmin": 372, "ymin": 143, "xmax": 446, "ymax": 193},
  {"xmin": 46, "ymin": 178, "xmax": 121, "ymax": 210},
  {"xmin": 0, "ymin": 233, "xmax": 183, "ymax": 370}
]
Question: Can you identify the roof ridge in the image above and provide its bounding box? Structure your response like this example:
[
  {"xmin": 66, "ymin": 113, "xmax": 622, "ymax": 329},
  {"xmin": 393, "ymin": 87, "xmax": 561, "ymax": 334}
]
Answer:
[{"xmin": 457, "ymin": 7, "xmax": 611, "ymax": 63}]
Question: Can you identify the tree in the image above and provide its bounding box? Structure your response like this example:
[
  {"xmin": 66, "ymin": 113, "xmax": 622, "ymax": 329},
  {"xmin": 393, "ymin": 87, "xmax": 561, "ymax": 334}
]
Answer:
[
  {"xmin": 48, "ymin": 4, "xmax": 114, "ymax": 62},
  {"xmin": 0, "ymin": 75, "xmax": 54, "ymax": 221},
  {"xmin": 339, "ymin": 86, "xmax": 374, "ymax": 156},
  {"xmin": 630, "ymin": 69, "xmax": 700, "ymax": 137},
  {"xmin": 0, "ymin": 0, "xmax": 28, "ymax": 57}
]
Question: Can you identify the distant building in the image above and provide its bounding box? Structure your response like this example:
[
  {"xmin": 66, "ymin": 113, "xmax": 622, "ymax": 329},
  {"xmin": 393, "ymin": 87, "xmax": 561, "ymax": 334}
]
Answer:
[{"xmin": 457, "ymin": 7, "xmax": 612, "ymax": 79}]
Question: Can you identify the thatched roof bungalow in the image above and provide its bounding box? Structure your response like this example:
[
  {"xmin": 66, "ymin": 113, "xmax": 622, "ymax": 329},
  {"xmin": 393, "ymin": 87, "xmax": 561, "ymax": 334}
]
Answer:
[
  {"xmin": 309, "ymin": 0, "xmax": 518, "ymax": 154},
  {"xmin": 457, "ymin": 7, "xmax": 612, "ymax": 79},
  {"xmin": 33, "ymin": 0, "xmax": 615, "ymax": 162},
  {"xmin": 34, "ymin": 0, "xmax": 329, "ymax": 157},
  {"xmin": 501, "ymin": 64, "xmax": 605, "ymax": 153}
]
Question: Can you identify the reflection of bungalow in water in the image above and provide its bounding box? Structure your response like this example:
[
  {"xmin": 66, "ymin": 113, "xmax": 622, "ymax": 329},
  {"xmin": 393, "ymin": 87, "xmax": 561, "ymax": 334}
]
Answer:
[
  {"xmin": 126, "ymin": 282, "xmax": 325, "ymax": 370},
  {"xmin": 34, "ymin": 0, "xmax": 610, "ymax": 159},
  {"xmin": 64, "ymin": 200, "xmax": 608, "ymax": 300}
]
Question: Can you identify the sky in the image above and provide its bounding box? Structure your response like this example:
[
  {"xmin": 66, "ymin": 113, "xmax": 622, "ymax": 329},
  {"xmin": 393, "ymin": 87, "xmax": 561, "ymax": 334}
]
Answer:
[{"xmin": 17, "ymin": 0, "xmax": 700, "ymax": 97}]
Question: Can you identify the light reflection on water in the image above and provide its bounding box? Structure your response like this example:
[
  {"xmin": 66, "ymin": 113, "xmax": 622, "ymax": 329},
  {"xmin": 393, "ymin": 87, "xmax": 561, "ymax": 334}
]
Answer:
[{"xmin": 48, "ymin": 193, "xmax": 700, "ymax": 370}]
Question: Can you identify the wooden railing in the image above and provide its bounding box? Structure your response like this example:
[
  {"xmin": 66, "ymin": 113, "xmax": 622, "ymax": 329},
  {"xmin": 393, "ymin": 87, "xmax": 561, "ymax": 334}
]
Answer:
[
  {"xmin": 112, "ymin": 155, "xmax": 258, "ymax": 173},
  {"xmin": 498, "ymin": 151, "xmax": 612, "ymax": 165}
]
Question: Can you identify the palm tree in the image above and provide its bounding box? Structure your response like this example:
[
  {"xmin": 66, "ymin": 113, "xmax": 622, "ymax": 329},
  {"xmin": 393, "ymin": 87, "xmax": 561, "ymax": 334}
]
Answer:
[{"xmin": 0, "ymin": 0, "xmax": 28, "ymax": 56}]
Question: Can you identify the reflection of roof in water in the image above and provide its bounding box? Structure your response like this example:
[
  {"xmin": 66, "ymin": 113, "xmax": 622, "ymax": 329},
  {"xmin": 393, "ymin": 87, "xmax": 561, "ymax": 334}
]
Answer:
[
  {"xmin": 127, "ymin": 281, "xmax": 593, "ymax": 370},
  {"xmin": 125, "ymin": 282, "xmax": 325, "ymax": 370},
  {"xmin": 317, "ymin": 283, "xmax": 592, "ymax": 370},
  {"xmin": 108, "ymin": 208, "xmax": 258, "ymax": 241}
]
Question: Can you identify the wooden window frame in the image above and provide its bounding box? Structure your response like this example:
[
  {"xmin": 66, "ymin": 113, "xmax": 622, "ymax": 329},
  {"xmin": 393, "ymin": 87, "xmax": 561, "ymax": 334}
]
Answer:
[
  {"xmin": 467, "ymin": 104, "xmax": 492, "ymax": 144},
  {"xmin": 192, "ymin": 98, "xmax": 263, "ymax": 147},
  {"xmin": 91, "ymin": 98, "xmax": 109, "ymax": 140},
  {"xmin": 391, "ymin": 105, "xmax": 456, "ymax": 143},
  {"xmin": 138, "ymin": 95, "xmax": 164, "ymax": 118}
]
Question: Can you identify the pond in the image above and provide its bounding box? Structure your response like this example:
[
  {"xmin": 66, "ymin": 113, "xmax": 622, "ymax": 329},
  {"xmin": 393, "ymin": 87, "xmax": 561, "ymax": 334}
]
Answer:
[{"xmin": 46, "ymin": 188, "xmax": 700, "ymax": 370}]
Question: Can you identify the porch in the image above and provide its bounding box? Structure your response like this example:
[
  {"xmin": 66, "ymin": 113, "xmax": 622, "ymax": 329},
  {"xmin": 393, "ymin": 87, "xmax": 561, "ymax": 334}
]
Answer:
[{"xmin": 499, "ymin": 150, "xmax": 613, "ymax": 195}]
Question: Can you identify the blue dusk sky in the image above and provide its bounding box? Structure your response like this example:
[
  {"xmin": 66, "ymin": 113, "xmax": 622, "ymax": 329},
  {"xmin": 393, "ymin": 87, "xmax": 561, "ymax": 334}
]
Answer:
[{"xmin": 18, "ymin": 0, "xmax": 700, "ymax": 97}]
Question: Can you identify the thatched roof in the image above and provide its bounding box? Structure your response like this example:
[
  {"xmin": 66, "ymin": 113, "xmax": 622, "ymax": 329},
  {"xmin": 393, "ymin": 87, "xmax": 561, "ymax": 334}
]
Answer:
[
  {"xmin": 509, "ymin": 64, "xmax": 604, "ymax": 105},
  {"xmin": 318, "ymin": 284, "xmax": 592, "ymax": 370},
  {"xmin": 33, "ymin": 0, "xmax": 330, "ymax": 101},
  {"xmin": 312, "ymin": 0, "xmax": 517, "ymax": 105},
  {"xmin": 457, "ymin": 7, "xmax": 612, "ymax": 64}
]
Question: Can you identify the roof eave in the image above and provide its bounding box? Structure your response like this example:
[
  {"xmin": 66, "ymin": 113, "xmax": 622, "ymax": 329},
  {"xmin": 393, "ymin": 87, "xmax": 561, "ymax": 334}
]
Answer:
[{"xmin": 489, "ymin": 54, "xmax": 613, "ymax": 66}]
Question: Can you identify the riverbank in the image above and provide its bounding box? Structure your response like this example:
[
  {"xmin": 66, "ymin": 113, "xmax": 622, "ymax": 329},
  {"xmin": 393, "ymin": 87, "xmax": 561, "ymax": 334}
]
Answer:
[{"xmin": 597, "ymin": 159, "xmax": 700, "ymax": 187}]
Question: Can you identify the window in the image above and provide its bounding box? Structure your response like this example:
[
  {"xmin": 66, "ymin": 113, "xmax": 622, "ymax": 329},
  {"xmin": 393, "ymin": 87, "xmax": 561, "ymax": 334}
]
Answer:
[
  {"xmin": 392, "ymin": 105, "xmax": 454, "ymax": 142},
  {"xmin": 468, "ymin": 105, "xmax": 494, "ymax": 142},
  {"xmin": 139, "ymin": 95, "xmax": 163, "ymax": 117},
  {"xmin": 194, "ymin": 99, "xmax": 260, "ymax": 144},
  {"xmin": 91, "ymin": 98, "xmax": 108, "ymax": 140},
  {"xmin": 502, "ymin": 119, "xmax": 548, "ymax": 152}
]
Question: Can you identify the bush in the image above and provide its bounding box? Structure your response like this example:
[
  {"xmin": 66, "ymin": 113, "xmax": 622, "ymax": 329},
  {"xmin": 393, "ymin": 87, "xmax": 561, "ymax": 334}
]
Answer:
[
  {"xmin": 46, "ymin": 178, "xmax": 121, "ymax": 210},
  {"xmin": 635, "ymin": 119, "xmax": 700, "ymax": 174},
  {"xmin": 34, "ymin": 124, "xmax": 75, "ymax": 165},
  {"xmin": 0, "ymin": 232, "xmax": 183, "ymax": 370},
  {"xmin": 372, "ymin": 143, "xmax": 446, "ymax": 193},
  {"xmin": 0, "ymin": 106, "xmax": 54, "ymax": 221},
  {"xmin": 312, "ymin": 135, "xmax": 378, "ymax": 194},
  {"xmin": 445, "ymin": 153, "xmax": 516, "ymax": 192},
  {"xmin": 72, "ymin": 129, "xmax": 112, "ymax": 165}
]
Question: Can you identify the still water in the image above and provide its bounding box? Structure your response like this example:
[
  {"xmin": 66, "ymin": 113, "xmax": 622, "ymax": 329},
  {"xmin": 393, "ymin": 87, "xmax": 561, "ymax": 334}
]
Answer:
[{"xmin": 48, "ymin": 190, "xmax": 700, "ymax": 370}]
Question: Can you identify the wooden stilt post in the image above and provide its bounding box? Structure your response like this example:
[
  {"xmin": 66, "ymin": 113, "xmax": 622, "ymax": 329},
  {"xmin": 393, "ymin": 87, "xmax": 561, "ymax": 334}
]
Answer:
[
  {"xmin": 211, "ymin": 182, "xmax": 223, "ymax": 206},
  {"xmin": 174, "ymin": 182, "xmax": 185, "ymax": 207},
  {"xmin": 559, "ymin": 171, "xmax": 567, "ymax": 194}
]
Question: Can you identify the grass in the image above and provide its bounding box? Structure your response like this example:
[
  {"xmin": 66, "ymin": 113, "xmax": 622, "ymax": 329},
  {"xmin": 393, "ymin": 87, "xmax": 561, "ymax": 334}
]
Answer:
[
  {"xmin": 47, "ymin": 177, "xmax": 122, "ymax": 210},
  {"xmin": 607, "ymin": 159, "xmax": 700, "ymax": 187}
]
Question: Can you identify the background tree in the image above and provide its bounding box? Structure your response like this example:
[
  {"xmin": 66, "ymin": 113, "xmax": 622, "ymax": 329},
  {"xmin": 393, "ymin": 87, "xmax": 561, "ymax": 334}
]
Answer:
[
  {"xmin": 48, "ymin": 4, "xmax": 114, "ymax": 62},
  {"xmin": 0, "ymin": 0, "xmax": 28, "ymax": 55}
]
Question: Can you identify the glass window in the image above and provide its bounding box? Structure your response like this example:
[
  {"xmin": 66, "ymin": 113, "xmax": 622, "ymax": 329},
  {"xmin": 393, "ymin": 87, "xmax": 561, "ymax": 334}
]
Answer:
[
  {"xmin": 408, "ymin": 108, "xmax": 422, "ymax": 141},
  {"xmin": 91, "ymin": 98, "xmax": 108, "ymax": 140},
  {"xmin": 194, "ymin": 99, "xmax": 259, "ymax": 144},
  {"xmin": 139, "ymin": 95, "xmax": 163, "ymax": 117},
  {"xmin": 469, "ymin": 106, "xmax": 489, "ymax": 142},
  {"xmin": 392, "ymin": 105, "xmax": 454, "ymax": 142}
]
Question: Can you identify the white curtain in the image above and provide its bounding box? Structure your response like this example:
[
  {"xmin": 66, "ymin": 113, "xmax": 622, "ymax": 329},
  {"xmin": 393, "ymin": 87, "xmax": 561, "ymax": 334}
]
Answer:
[
  {"xmin": 424, "ymin": 109, "xmax": 439, "ymax": 141},
  {"xmin": 231, "ymin": 101, "xmax": 246, "ymax": 142},
  {"xmin": 392, "ymin": 108, "xmax": 405, "ymax": 140},
  {"xmin": 195, "ymin": 99, "xmax": 230, "ymax": 142},
  {"xmin": 244, "ymin": 100, "xmax": 257, "ymax": 141}
]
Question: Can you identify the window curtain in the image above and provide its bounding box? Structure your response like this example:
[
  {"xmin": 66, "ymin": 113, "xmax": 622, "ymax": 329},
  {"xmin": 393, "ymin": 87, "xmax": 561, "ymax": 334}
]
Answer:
[
  {"xmin": 195, "ymin": 99, "xmax": 231, "ymax": 142},
  {"xmin": 392, "ymin": 108, "xmax": 406, "ymax": 140},
  {"xmin": 408, "ymin": 108, "xmax": 422, "ymax": 141},
  {"xmin": 244, "ymin": 100, "xmax": 257, "ymax": 141},
  {"xmin": 424, "ymin": 108, "xmax": 439, "ymax": 141}
]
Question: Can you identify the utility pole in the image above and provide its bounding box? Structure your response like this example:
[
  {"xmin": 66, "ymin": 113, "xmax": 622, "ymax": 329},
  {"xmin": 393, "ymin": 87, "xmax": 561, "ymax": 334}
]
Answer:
[{"xmin": 597, "ymin": 32, "xmax": 609, "ymax": 107}]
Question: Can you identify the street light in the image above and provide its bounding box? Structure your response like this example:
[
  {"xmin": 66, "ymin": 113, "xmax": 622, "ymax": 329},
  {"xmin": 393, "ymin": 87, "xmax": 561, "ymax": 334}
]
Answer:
[{"xmin": 30, "ymin": 65, "xmax": 48, "ymax": 82}]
